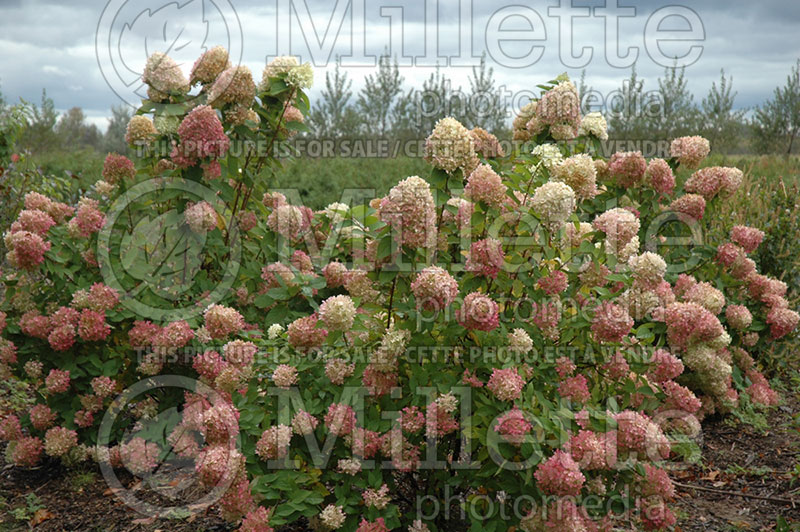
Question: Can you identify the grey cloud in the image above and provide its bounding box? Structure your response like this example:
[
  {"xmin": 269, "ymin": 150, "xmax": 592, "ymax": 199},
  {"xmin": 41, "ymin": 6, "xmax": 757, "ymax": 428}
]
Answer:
[{"xmin": 0, "ymin": 0, "xmax": 797, "ymax": 129}]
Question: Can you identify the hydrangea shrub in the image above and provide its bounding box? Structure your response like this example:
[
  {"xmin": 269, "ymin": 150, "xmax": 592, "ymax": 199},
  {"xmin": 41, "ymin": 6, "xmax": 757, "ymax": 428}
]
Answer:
[{"xmin": 0, "ymin": 59, "xmax": 797, "ymax": 532}]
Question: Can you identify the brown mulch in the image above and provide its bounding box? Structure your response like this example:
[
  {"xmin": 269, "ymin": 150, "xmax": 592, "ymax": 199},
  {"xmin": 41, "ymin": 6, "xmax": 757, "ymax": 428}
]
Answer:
[
  {"xmin": 0, "ymin": 463, "xmax": 232, "ymax": 531},
  {"xmin": 673, "ymin": 393, "xmax": 800, "ymax": 531}
]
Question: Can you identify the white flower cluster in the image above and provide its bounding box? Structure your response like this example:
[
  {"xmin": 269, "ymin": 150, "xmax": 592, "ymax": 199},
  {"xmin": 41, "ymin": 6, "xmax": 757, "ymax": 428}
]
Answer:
[
  {"xmin": 628, "ymin": 251, "xmax": 667, "ymax": 289},
  {"xmin": 286, "ymin": 63, "xmax": 314, "ymax": 89},
  {"xmin": 532, "ymin": 143, "xmax": 564, "ymax": 172},
  {"xmin": 423, "ymin": 117, "xmax": 477, "ymax": 173},
  {"xmin": 320, "ymin": 504, "xmax": 346, "ymax": 529},
  {"xmin": 267, "ymin": 323, "xmax": 284, "ymax": 339},
  {"xmin": 324, "ymin": 202, "xmax": 350, "ymax": 224},
  {"xmin": 508, "ymin": 328, "xmax": 534, "ymax": 354},
  {"xmin": 530, "ymin": 181, "xmax": 576, "ymax": 229},
  {"xmin": 551, "ymin": 153, "xmax": 597, "ymax": 200},
  {"xmin": 578, "ymin": 112, "xmax": 609, "ymax": 140},
  {"xmin": 319, "ymin": 295, "xmax": 357, "ymax": 331}
]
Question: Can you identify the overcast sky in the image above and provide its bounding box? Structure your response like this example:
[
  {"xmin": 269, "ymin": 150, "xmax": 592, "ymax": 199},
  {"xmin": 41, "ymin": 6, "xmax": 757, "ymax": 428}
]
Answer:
[{"xmin": 0, "ymin": 0, "xmax": 798, "ymax": 131}]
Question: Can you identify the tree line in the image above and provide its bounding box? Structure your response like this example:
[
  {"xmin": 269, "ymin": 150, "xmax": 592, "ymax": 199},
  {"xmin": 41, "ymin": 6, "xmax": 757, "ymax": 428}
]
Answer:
[{"xmin": 1, "ymin": 57, "xmax": 799, "ymax": 162}]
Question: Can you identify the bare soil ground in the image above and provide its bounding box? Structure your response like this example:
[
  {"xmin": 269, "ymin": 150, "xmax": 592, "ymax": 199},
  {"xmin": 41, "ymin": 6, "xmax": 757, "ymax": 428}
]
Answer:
[{"xmin": 673, "ymin": 393, "xmax": 800, "ymax": 531}]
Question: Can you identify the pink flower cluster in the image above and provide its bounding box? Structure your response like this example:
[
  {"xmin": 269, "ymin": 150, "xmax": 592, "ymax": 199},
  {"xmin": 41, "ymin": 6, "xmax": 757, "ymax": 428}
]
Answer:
[
  {"xmin": 567, "ymin": 430, "xmax": 615, "ymax": 470},
  {"xmin": 287, "ymin": 314, "xmax": 328, "ymax": 352},
  {"xmin": 204, "ymin": 304, "xmax": 244, "ymax": 339},
  {"xmin": 255, "ymin": 425, "xmax": 292, "ymax": 460},
  {"xmin": 378, "ymin": 176, "xmax": 437, "ymax": 249},
  {"xmin": 664, "ymin": 302, "xmax": 724, "ymax": 350},
  {"xmin": 266, "ymin": 204, "xmax": 309, "ymax": 241},
  {"xmin": 291, "ymin": 410, "xmax": 318, "ymax": 435},
  {"xmin": 592, "ymin": 207, "xmax": 640, "ymax": 256},
  {"xmin": 44, "ymin": 426, "xmax": 78, "ymax": 457},
  {"xmin": 613, "ymin": 410, "xmax": 670, "ymax": 459},
  {"xmin": 9, "ymin": 436, "xmax": 43, "ymax": 467},
  {"xmin": 591, "ymin": 302, "xmax": 633, "ymax": 343},
  {"xmin": 356, "ymin": 518, "xmax": 389, "ymax": 532},
  {"xmin": 239, "ymin": 506, "xmax": 274, "ymax": 532},
  {"xmin": 494, "ymin": 408, "xmax": 532, "ymax": 445},
  {"xmin": 70, "ymin": 198, "xmax": 106, "ymax": 237},
  {"xmin": 29, "ymin": 404, "xmax": 56, "ymax": 431},
  {"xmin": 684, "ymin": 166, "xmax": 742, "ymax": 200},
  {"xmin": 647, "ymin": 349, "xmax": 684, "ymax": 382},
  {"xmin": 465, "ymin": 238, "xmax": 504, "ymax": 279},
  {"xmin": 537, "ymin": 269, "xmax": 568, "ymax": 295},
  {"xmin": 411, "ymin": 266, "xmax": 459, "ymax": 311},
  {"xmin": 645, "ymin": 158, "xmax": 675, "ymax": 195},
  {"xmin": 532, "ymin": 80, "xmax": 581, "ymax": 139},
  {"xmin": 464, "ymin": 164, "xmax": 507, "ymax": 207},
  {"xmin": 324, "ymin": 403, "xmax": 357, "ymax": 436},
  {"xmin": 531, "ymin": 301, "xmax": 561, "ymax": 341},
  {"xmin": 767, "ymin": 307, "xmax": 800, "ymax": 340},
  {"xmin": 120, "ymin": 437, "xmax": 160, "ymax": 475},
  {"xmin": 730, "ymin": 225, "xmax": 765, "ymax": 254},
  {"xmin": 746, "ymin": 369, "xmax": 779, "ymax": 406},
  {"xmin": 4, "ymin": 230, "xmax": 51, "ymax": 270},
  {"xmin": 78, "ymin": 309, "xmax": 111, "ymax": 341},
  {"xmin": 456, "ymin": 292, "xmax": 500, "ymax": 331},
  {"xmin": 185, "ymin": 201, "xmax": 218, "ymax": 233},
  {"xmin": 9, "ymin": 209, "xmax": 55, "ymax": 236},
  {"xmin": 45, "ymin": 369, "xmax": 71, "ymax": 394},
  {"xmin": 486, "ymin": 368, "xmax": 525, "ymax": 401},
  {"xmin": 661, "ymin": 380, "xmax": 702, "ymax": 414},
  {"xmin": 670, "ymin": 135, "xmax": 710, "ymax": 168},
  {"xmin": 196, "ymin": 445, "xmax": 244, "ymax": 486},
  {"xmin": 534, "ymin": 450, "xmax": 585, "ymax": 496},
  {"xmin": 171, "ymin": 105, "xmax": 230, "ymax": 167},
  {"xmin": 272, "ymin": 364, "xmax": 298, "ymax": 389},
  {"xmin": 725, "ymin": 304, "xmax": 752, "ymax": 330},
  {"xmin": 102, "ymin": 153, "xmax": 136, "ymax": 184},
  {"xmin": 669, "ymin": 193, "xmax": 706, "ymax": 221},
  {"xmin": 558, "ymin": 374, "xmax": 591, "ymax": 404},
  {"xmin": 0, "ymin": 415, "xmax": 22, "ymax": 441},
  {"xmin": 608, "ymin": 151, "xmax": 647, "ymax": 187}
]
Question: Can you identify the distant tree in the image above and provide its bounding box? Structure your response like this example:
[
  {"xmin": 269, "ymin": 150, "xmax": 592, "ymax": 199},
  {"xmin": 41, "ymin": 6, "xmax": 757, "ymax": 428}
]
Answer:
[
  {"xmin": 357, "ymin": 53, "xmax": 404, "ymax": 136},
  {"xmin": 309, "ymin": 60, "xmax": 360, "ymax": 138},
  {"xmin": 390, "ymin": 66, "xmax": 452, "ymax": 140},
  {"xmin": 651, "ymin": 60, "xmax": 700, "ymax": 139},
  {"xmin": 56, "ymin": 107, "xmax": 101, "ymax": 148},
  {"xmin": 103, "ymin": 104, "xmax": 133, "ymax": 154},
  {"xmin": 416, "ymin": 67, "xmax": 453, "ymax": 137},
  {"xmin": 20, "ymin": 89, "xmax": 59, "ymax": 152},
  {"xmin": 753, "ymin": 60, "xmax": 800, "ymax": 154},
  {"xmin": 701, "ymin": 70, "xmax": 745, "ymax": 153},
  {"xmin": 465, "ymin": 54, "xmax": 506, "ymax": 133},
  {"xmin": 577, "ymin": 70, "xmax": 591, "ymax": 114},
  {"xmin": 607, "ymin": 66, "xmax": 648, "ymax": 139},
  {"xmin": 389, "ymin": 88, "xmax": 419, "ymax": 140},
  {"xmin": 0, "ymin": 81, "xmax": 31, "ymax": 162}
]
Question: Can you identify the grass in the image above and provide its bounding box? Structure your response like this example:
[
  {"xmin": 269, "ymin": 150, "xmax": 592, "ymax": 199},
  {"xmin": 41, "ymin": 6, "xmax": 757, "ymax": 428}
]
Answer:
[
  {"xmin": 724, "ymin": 464, "xmax": 775, "ymax": 477},
  {"xmin": 270, "ymin": 154, "xmax": 430, "ymax": 210},
  {"xmin": 67, "ymin": 470, "xmax": 97, "ymax": 493},
  {"xmin": 269, "ymin": 151, "xmax": 800, "ymax": 210}
]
